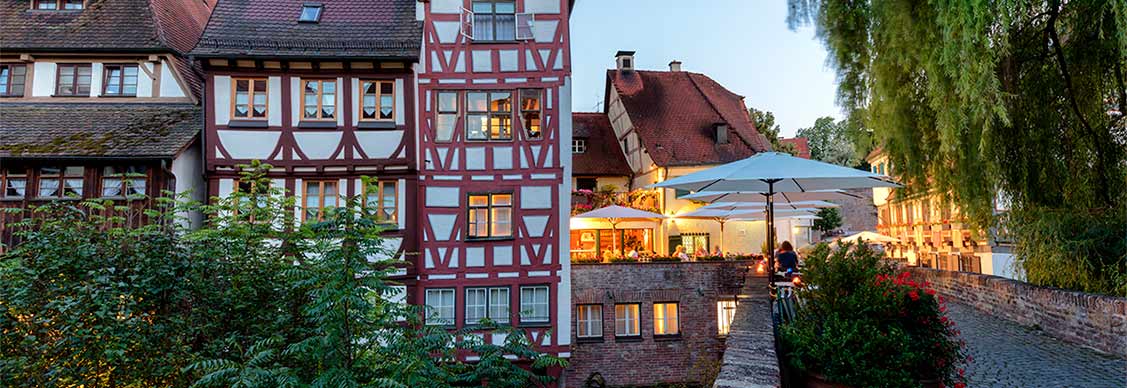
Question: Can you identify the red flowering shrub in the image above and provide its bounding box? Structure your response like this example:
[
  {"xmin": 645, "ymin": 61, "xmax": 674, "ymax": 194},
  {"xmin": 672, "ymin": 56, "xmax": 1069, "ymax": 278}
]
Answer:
[{"xmin": 780, "ymin": 243, "xmax": 969, "ymax": 387}]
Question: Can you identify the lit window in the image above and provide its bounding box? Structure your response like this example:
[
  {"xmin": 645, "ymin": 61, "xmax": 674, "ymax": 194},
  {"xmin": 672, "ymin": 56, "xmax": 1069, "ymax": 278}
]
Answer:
[
  {"xmin": 425, "ymin": 288, "xmax": 455, "ymax": 326},
  {"xmin": 436, "ymin": 91, "xmax": 459, "ymax": 142},
  {"xmin": 717, "ymin": 300, "xmax": 737, "ymax": 336},
  {"xmin": 100, "ymin": 166, "xmax": 147, "ymax": 198},
  {"xmin": 232, "ymin": 78, "xmax": 268, "ymax": 119},
  {"xmin": 298, "ymin": 3, "xmax": 323, "ymax": 22},
  {"xmin": 615, "ymin": 304, "xmax": 640, "ymax": 337},
  {"xmin": 465, "ymin": 287, "xmax": 510, "ymax": 325},
  {"xmin": 302, "ymin": 180, "xmax": 338, "ymax": 222},
  {"xmin": 360, "ymin": 80, "xmax": 395, "ymax": 121},
  {"xmin": 38, "ymin": 166, "xmax": 84, "ymax": 198},
  {"xmin": 471, "ymin": 0, "xmax": 515, "ymax": 41},
  {"xmin": 466, "ymin": 91, "xmax": 511, "ymax": 141},
  {"xmin": 1, "ymin": 168, "xmax": 28, "ymax": 199},
  {"xmin": 654, "ymin": 302, "xmax": 679, "ymax": 336},
  {"xmin": 0, "ymin": 64, "xmax": 27, "ymax": 97},
  {"xmin": 362, "ymin": 180, "xmax": 398, "ymax": 223},
  {"xmin": 56, "ymin": 64, "xmax": 92, "ymax": 96},
  {"xmin": 519, "ymin": 285, "xmax": 549, "ymax": 323},
  {"xmin": 302, "ymin": 79, "xmax": 336, "ymax": 120},
  {"xmin": 102, "ymin": 64, "xmax": 138, "ymax": 96},
  {"xmin": 576, "ymin": 304, "xmax": 603, "ymax": 338},
  {"xmin": 467, "ymin": 193, "xmax": 512, "ymax": 238},
  {"xmin": 572, "ymin": 139, "xmax": 587, "ymax": 154},
  {"xmin": 520, "ymin": 89, "xmax": 542, "ymax": 139}
]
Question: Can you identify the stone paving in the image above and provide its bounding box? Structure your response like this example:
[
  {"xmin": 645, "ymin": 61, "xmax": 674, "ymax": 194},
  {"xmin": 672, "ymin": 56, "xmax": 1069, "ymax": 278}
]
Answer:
[{"xmin": 947, "ymin": 303, "xmax": 1127, "ymax": 388}]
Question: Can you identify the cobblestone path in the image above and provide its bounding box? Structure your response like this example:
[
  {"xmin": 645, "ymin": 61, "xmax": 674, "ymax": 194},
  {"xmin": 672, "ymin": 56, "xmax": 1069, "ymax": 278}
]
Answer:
[{"xmin": 947, "ymin": 303, "xmax": 1127, "ymax": 388}]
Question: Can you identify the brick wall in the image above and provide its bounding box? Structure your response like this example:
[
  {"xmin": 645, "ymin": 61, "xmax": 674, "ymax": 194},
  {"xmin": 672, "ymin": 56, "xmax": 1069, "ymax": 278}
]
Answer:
[
  {"xmin": 906, "ymin": 267, "xmax": 1127, "ymax": 357},
  {"xmin": 837, "ymin": 188, "xmax": 876, "ymax": 234},
  {"xmin": 567, "ymin": 261, "xmax": 752, "ymax": 387}
]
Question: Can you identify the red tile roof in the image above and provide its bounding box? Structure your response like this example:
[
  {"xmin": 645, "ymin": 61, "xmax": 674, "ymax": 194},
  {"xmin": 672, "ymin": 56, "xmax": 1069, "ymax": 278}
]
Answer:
[
  {"xmin": 573, "ymin": 112, "xmax": 632, "ymax": 177},
  {"xmin": 606, "ymin": 69, "xmax": 772, "ymax": 167},
  {"xmin": 779, "ymin": 137, "xmax": 811, "ymax": 159}
]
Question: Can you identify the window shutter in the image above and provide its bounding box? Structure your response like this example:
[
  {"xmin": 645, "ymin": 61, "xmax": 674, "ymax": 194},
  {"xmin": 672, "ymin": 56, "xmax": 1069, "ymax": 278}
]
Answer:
[
  {"xmin": 460, "ymin": 8, "xmax": 475, "ymax": 40},
  {"xmin": 515, "ymin": 13, "xmax": 535, "ymax": 40}
]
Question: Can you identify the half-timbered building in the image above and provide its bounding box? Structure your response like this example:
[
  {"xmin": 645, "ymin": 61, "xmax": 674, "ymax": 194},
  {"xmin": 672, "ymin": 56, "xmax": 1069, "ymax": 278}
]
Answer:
[
  {"xmin": 414, "ymin": 0, "xmax": 574, "ymax": 365},
  {"xmin": 0, "ymin": 0, "xmax": 214, "ymax": 249}
]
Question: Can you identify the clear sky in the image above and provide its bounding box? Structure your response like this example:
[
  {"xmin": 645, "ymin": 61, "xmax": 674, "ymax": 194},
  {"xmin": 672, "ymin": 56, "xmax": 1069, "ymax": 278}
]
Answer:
[{"xmin": 569, "ymin": 0, "xmax": 840, "ymax": 137}]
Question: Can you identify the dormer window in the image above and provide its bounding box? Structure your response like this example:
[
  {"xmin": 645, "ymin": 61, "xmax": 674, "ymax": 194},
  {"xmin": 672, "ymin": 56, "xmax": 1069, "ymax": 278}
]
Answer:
[
  {"xmin": 299, "ymin": 3, "xmax": 323, "ymax": 23},
  {"xmin": 572, "ymin": 139, "xmax": 587, "ymax": 154},
  {"xmin": 34, "ymin": 0, "xmax": 83, "ymax": 10},
  {"xmin": 715, "ymin": 124, "xmax": 730, "ymax": 144}
]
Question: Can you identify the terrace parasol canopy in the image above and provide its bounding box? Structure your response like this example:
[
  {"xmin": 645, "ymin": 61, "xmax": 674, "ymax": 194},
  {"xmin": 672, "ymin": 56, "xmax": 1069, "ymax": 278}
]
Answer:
[
  {"xmin": 681, "ymin": 189, "xmax": 860, "ymax": 203},
  {"xmin": 572, "ymin": 205, "xmax": 664, "ymax": 252},
  {"xmin": 674, "ymin": 207, "xmax": 819, "ymax": 253},
  {"xmin": 649, "ymin": 152, "xmax": 899, "ymax": 281},
  {"xmin": 701, "ymin": 200, "xmax": 840, "ymax": 211},
  {"xmin": 837, "ymin": 231, "xmax": 900, "ymax": 244}
]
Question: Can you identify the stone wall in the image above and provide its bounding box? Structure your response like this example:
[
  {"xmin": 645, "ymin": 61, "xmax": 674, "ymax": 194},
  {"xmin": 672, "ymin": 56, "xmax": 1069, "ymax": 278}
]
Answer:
[
  {"xmin": 906, "ymin": 267, "xmax": 1127, "ymax": 357},
  {"xmin": 837, "ymin": 188, "xmax": 876, "ymax": 234},
  {"xmin": 566, "ymin": 261, "xmax": 751, "ymax": 387},
  {"xmin": 713, "ymin": 276, "xmax": 780, "ymax": 388}
]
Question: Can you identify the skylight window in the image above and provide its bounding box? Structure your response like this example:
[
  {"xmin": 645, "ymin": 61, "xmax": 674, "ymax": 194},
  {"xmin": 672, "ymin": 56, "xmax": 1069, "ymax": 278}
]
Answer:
[{"xmin": 298, "ymin": 3, "xmax": 323, "ymax": 23}]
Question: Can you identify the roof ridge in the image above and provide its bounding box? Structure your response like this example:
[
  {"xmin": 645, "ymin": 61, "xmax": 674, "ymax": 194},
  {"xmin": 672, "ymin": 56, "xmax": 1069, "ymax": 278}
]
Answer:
[{"xmin": 685, "ymin": 72, "xmax": 758, "ymax": 149}]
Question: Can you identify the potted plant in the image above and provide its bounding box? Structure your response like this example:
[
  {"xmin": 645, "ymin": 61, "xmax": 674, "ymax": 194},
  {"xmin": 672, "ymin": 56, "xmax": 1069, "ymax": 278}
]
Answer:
[{"xmin": 779, "ymin": 243, "xmax": 968, "ymax": 388}]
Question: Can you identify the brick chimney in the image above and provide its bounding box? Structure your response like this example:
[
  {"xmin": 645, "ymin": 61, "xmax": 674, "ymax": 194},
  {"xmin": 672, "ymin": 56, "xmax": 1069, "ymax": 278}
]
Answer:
[
  {"xmin": 669, "ymin": 60, "xmax": 682, "ymax": 72},
  {"xmin": 615, "ymin": 50, "xmax": 635, "ymax": 72}
]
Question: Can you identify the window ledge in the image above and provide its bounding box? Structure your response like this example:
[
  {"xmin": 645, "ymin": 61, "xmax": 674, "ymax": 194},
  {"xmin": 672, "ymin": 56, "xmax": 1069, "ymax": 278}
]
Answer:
[
  {"xmin": 50, "ymin": 95, "xmax": 90, "ymax": 98},
  {"xmin": 0, "ymin": 197, "xmax": 26, "ymax": 202},
  {"xmin": 517, "ymin": 321, "xmax": 552, "ymax": 328},
  {"xmin": 614, "ymin": 336, "xmax": 643, "ymax": 343},
  {"xmin": 297, "ymin": 121, "xmax": 339, "ymax": 129},
  {"xmin": 98, "ymin": 94, "xmax": 138, "ymax": 98},
  {"xmin": 654, "ymin": 334, "xmax": 682, "ymax": 341},
  {"xmin": 33, "ymin": 197, "xmax": 81, "ymax": 201},
  {"xmin": 228, "ymin": 120, "xmax": 269, "ymax": 128},
  {"xmin": 465, "ymin": 236, "xmax": 515, "ymax": 242},
  {"xmin": 470, "ymin": 39, "xmax": 519, "ymax": 44},
  {"xmin": 576, "ymin": 336, "xmax": 604, "ymax": 344},
  {"xmin": 357, "ymin": 121, "xmax": 398, "ymax": 130}
]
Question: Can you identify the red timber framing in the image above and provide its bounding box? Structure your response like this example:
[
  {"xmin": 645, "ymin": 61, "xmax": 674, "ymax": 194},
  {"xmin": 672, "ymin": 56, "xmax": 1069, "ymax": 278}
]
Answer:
[
  {"xmin": 415, "ymin": 0, "xmax": 574, "ymax": 362},
  {"xmin": 200, "ymin": 60, "xmax": 420, "ymax": 286}
]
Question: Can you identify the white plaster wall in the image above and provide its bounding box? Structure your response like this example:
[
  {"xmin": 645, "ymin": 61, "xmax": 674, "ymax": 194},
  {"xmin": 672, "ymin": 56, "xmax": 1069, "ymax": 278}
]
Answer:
[
  {"xmin": 493, "ymin": 146, "xmax": 513, "ymax": 170},
  {"xmin": 397, "ymin": 178, "xmax": 407, "ymax": 230},
  {"xmin": 350, "ymin": 78, "xmax": 361, "ymax": 126},
  {"xmin": 294, "ymin": 132, "xmax": 343, "ymax": 159},
  {"xmin": 425, "ymin": 186, "xmax": 460, "ymax": 207},
  {"xmin": 269, "ymin": 76, "xmax": 282, "ymax": 126},
  {"xmin": 524, "ymin": 0, "xmax": 561, "ymax": 13},
  {"xmin": 355, "ymin": 130, "xmax": 404, "ymax": 158},
  {"xmin": 217, "ymin": 179, "xmax": 234, "ymax": 197},
  {"xmin": 520, "ymin": 186, "xmax": 551, "ymax": 209},
  {"xmin": 430, "ymin": 0, "xmax": 461, "ymax": 13},
  {"xmin": 289, "ymin": 77, "xmax": 302, "ymax": 125},
  {"xmin": 335, "ymin": 77, "xmax": 344, "ymax": 126},
  {"xmin": 465, "ymin": 147, "xmax": 486, "ymax": 170},
  {"xmin": 395, "ymin": 78, "xmax": 405, "ymax": 125},
  {"xmin": 533, "ymin": 20, "xmax": 558, "ymax": 43},
  {"xmin": 172, "ymin": 141, "xmax": 204, "ymax": 228},
  {"xmin": 498, "ymin": 50, "xmax": 519, "ymax": 72},
  {"xmin": 472, "ymin": 50, "xmax": 492, "ymax": 73},
  {"xmin": 159, "ymin": 60, "xmax": 187, "ymax": 98},
  {"xmin": 136, "ymin": 62, "xmax": 154, "ymax": 98},
  {"xmin": 216, "ymin": 130, "xmax": 280, "ymax": 159},
  {"xmin": 31, "ymin": 62, "xmax": 56, "ymax": 97},
  {"xmin": 557, "ymin": 77, "xmax": 574, "ymax": 347},
  {"xmin": 429, "ymin": 214, "xmax": 457, "ymax": 241},
  {"xmin": 213, "ymin": 75, "xmax": 231, "ymax": 125},
  {"xmin": 434, "ymin": 21, "xmax": 460, "ymax": 43}
]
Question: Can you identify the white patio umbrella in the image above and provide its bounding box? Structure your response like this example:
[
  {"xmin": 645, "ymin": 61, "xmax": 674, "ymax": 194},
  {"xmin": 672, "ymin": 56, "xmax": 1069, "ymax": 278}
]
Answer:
[
  {"xmin": 651, "ymin": 152, "xmax": 899, "ymax": 280},
  {"xmin": 675, "ymin": 207, "xmax": 817, "ymax": 253},
  {"xmin": 572, "ymin": 205, "xmax": 664, "ymax": 252},
  {"xmin": 682, "ymin": 189, "xmax": 861, "ymax": 203},
  {"xmin": 701, "ymin": 200, "xmax": 839, "ymax": 211},
  {"xmin": 837, "ymin": 231, "xmax": 900, "ymax": 244}
]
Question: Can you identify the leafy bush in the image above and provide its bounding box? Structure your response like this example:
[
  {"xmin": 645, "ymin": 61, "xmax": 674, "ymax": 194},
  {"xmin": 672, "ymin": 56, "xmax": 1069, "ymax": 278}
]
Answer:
[
  {"xmin": 780, "ymin": 243, "xmax": 968, "ymax": 388},
  {"xmin": 1009, "ymin": 207, "xmax": 1127, "ymax": 296}
]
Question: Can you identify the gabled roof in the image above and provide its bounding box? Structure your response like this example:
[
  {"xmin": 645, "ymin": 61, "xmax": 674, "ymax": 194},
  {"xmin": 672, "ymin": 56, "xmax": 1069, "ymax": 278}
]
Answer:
[
  {"xmin": 1, "ymin": 0, "xmax": 214, "ymax": 99},
  {"xmin": 573, "ymin": 112, "xmax": 632, "ymax": 177},
  {"xmin": 0, "ymin": 103, "xmax": 200, "ymax": 159},
  {"xmin": 191, "ymin": 0, "xmax": 422, "ymax": 59},
  {"xmin": 606, "ymin": 69, "xmax": 772, "ymax": 167},
  {"xmin": 779, "ymin": 137, "xmax": 811, "ymax": 159}
]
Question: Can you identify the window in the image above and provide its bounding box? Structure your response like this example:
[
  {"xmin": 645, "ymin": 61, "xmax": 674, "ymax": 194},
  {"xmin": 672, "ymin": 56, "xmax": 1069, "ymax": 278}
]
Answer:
[
  {"xmin": 56, "ymin": 64, "xmax": 91, "ymax": 96},
  {"xmin": 519, "ymin": 285, "xmax": 549, "ymax": 323},
  {"xmin": 298, "ymin": 3, "xmax": 322, "ymax": 22},
  {"xmin": 653, "ymin": 302, "xmax": 679, "ymax": 336},
  {"xmin": 467, "ymin": 193, "xmax": 512, "ymax": 238},
  {"xmin": 576, "ymin": 178, "xmax": 597, "ymax": 192},
  {"xmin": 425, "ymin": 288, "xmax": 455, "ymax": 326},
  {"xmin": 576, "ymin": 304, "xmax": 603, "ymax": 338},
  {"xmin": 1, "ymin": 169, "xmax": 28, "ymax": 199},
  {"xmin": 362, "ymin": 180, "xmax": 398, "ymax": 223},
  {"xmin": 100, "ymin": 166, "xmax": 147, "ymax": 198},
  {"xmin": 614, "ymin": 304, "xmax": 640, "ymax": 337},
  {"xmin": 621, "ymin": 137, "xmax": 630, "ymax": 152},
  {"xmin": 35, "ymin": 0, "xmax": 83, "ymax": 10},
  {"xmin": 520, "ymin": 89, "xmax": 541, "ymax": 138},
  {"xmin": 718, "ymin": 300, "xmax": 737, "ymax": 336},
  {"xmin": 361, "ymin": 80, "xmax": 395, "ymax": 121},
  {"xmin": 466, "ymin": 91, "xmax": 511, "ymax": 141},
  {"xmin": 0, "ymin": 64, "xmax": 27, "ymax": 97},
  {"xmin": 303, "ymin": 180, "xmax": 338, "ymax": 221},
  {"xmin": 436, "ymin": 91, "xmax": 459, "ymax": 142},
  {"xmin": 471, "ymin": 0, "xmax": 515, "ymax": 41},
  {"xmin": 38, "ymin": 166, "xmax": 83, "ymax": 198},
  {"xmin": 302, "ymin": 79, "xmax": 336, "ymax": 120},
  {"xmin": 465, "ymin": 287, "xmax": 510, "ymax": 325},
  {"xmin": 572, "ymin": 139, "xmax": 587, "ymax": 154},
  {"xmin": 232, "ymin": 78, "xmax": 268, "ymax": 119},
  {"xmin": 102, "ymin": 64, "xmax": 138, "ymax": 96}
]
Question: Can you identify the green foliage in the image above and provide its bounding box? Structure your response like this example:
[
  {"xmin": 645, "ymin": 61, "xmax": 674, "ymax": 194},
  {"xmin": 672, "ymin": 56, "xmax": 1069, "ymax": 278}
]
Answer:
[
  {"xmin": 1, "ymin": 163, "xmax": 564, "ymax": 387},
  {"xmin": 788, "ymin": 0, "xmax": 1127, "ymax": 292},
  {"xmin": 1007, "ymin": 208, "xmax": 1127, "ymax": 296},
  {"xmin": 795, "ymin": 116, "xmax": 872, "ymax": 167},
  {"xmin": 749, "ymin": 107, "xmax": 799, "ymax": 155},
  {"xmin": 812, "ymin": 207, "xmax": 843, "ymax": 235},
  {"xmin": 780, "ymin": 243, "xmax": 967, "ymax": 387}
]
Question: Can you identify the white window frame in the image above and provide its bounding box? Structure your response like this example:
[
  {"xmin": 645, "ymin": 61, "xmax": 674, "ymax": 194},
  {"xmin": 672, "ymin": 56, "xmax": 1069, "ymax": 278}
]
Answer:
[
  {"xmin": 515, "ymin": 13, "xmax": 535, "ymax": 40},
  {"xmin": 460, "ymin": 7, "xmax": 475, "ymax": 40},
  {"xmin": 576, "ymin": 304, "xmax": 603, "ymax": 338},
  {"xmin": 465, "ymin": 287, "xmax": 510, "ymax": 325},
  {"xmin": 519, "ymin": 285, "xmax": 550, "ymax": 323},
  {"xmin": 615, "ymin": 304, "xmax": 640, "ymax": 337},
  {"xmin": 718, "ymin": 299, "xmax": 738, "ymax": 336},
  {"xmin": 572, "ymin": 139, "xmax": 587, "ymax": 154},
  {"xmin": 425, "ymin": 288, "xmax": 456, "ymax": 326}
]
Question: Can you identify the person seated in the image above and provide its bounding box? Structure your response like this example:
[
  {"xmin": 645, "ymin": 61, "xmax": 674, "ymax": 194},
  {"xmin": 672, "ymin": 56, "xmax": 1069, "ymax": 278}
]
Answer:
[
  {"xmin": 776, "ymin": 240, "xmax": 800, "ymax": 273},
  {"xmin": 711, "ymin": 245, "xmax": 723, "ymax": 257},
  {"xmin": 673, "ymin": 245, "xmax": 690, "ymax": 261},
  {"xmin": 693, "ymin": 246, "xmax": 707, "ymax": 258},
  {"xmin": 627, "ymin": 246, "xmax": 640, "ymax": 259},
  {"xmin": 601, "ymin": 248, "xmax": 614, "ymax": 262}
]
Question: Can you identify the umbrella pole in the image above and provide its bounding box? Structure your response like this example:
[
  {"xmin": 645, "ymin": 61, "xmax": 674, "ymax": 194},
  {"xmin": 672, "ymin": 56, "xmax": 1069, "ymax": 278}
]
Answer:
[
  {"xmin": 766, "ymin": 180, "xmax": 778, "ymax": 285},
  {"xmin": 718, "ymin": 218, "xmax": 725, "ymax": 255}
]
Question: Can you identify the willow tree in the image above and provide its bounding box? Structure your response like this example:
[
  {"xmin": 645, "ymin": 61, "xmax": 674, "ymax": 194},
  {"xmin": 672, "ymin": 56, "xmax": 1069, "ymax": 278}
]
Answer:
[{"xmin": 788, "ymin": 0, "xmax": 1127, "ymax": 294}]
